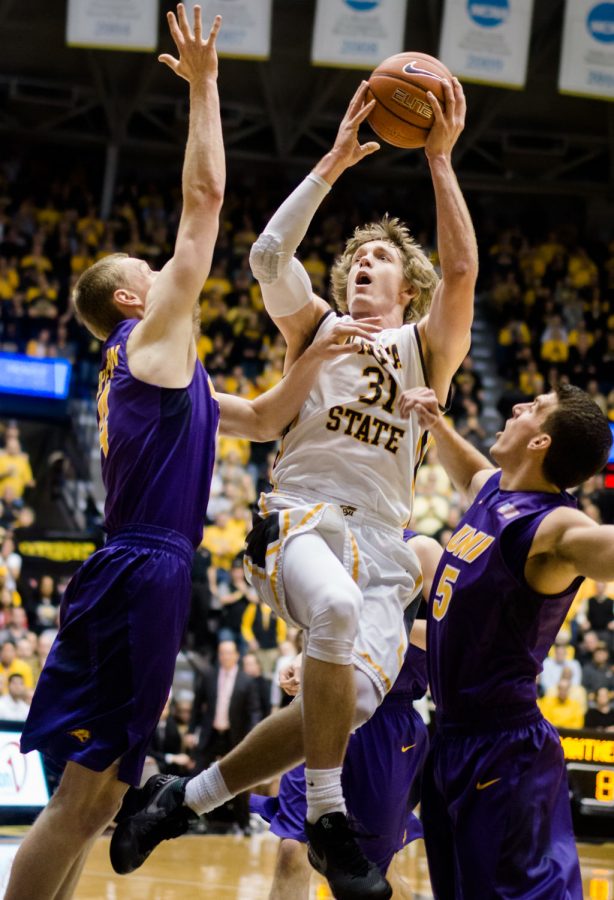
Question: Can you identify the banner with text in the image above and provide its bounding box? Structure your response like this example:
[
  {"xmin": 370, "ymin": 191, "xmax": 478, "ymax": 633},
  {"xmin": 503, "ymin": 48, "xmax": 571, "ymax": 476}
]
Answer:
[
  {"xmin": 439, "ymin": 0, "xmax": 534, "ymax": 89},
  {"xmin": 559, "ymin": 0, "xmax": 614, "ymax": 99},
  {"xmin": 66, "ymin": 0, "xmax": 158, "ymax": 51},
  {"xmin": 185, "ymin": 0, "xmax": 272, "ymax": 59},
  {"xmin": 311, "ymin": 0, "xmax": 408, "ymax": 70}
]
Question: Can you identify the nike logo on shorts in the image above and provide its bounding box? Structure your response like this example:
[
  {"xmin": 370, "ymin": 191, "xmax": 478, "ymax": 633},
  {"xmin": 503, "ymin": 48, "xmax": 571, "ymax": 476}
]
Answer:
[
  {"xmin": 401, "ymin": 743, "xmax": 416, "ymax": 752},
  {"xmin": 476, "ymin": 777, "xmax": 501, "ymax": 791}
]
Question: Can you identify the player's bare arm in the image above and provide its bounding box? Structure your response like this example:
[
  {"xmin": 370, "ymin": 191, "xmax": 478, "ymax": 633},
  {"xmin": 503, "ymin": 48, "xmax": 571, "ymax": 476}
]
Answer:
[
  {"xmin": 217, "ymin": 317, "xmax": 381, "ymax": 440},
  {"xmin": 416, "ymin": 78, "xmax": 478, "ymax": 404},
  {"xmin": 525, "ymin": 505, "xmax": 614, "ymax": 594},
  {"xmin": 400, "ymin": 387, "xmax": 494, "ymax": 500},
  {"xmin": 250, "ymin": 82, "xmax": 380, "ymax": 368},
  {"xmin": 129, "ymin": 5, "xmax": 224, "ymax": 385}
]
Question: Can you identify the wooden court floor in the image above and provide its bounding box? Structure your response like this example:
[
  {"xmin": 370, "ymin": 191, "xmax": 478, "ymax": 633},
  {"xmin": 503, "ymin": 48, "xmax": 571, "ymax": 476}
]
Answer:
[{"xmin": 0, "ymin": 832, "xmax": 611, "ymax": 898}]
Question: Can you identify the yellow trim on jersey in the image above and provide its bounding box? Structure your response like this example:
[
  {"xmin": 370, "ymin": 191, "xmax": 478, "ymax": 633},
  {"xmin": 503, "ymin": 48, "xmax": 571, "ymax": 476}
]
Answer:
[
  {"xmin": 359, "ymin": 652, "xmax": 392, "ymax": 693},
  {"xmin": 349, "ymin": 532, "xmax": 360, "ymax": 584},
  {"xmin": 270, "ymin": 510, "xmax": 291, "ymax": 610},
  {"xmin": 260, "ymin": 492, "xmax": 270, "ymax": 517}
]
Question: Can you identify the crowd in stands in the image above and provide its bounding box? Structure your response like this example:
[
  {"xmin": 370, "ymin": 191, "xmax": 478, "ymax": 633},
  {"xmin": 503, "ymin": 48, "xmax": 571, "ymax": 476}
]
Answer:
[{"xmin": 0, "ymin": 163, "xmax": 613, "ymax": 830}]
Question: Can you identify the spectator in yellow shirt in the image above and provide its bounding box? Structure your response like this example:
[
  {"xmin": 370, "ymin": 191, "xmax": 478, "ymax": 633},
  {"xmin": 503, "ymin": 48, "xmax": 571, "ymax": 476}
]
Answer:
[
  {"xmin": 0, "ymin": 436, "xmax": 35, "ymax": 499},
  {"xmin": 538, "ymin": 677, "xmax": 584, "ymax": 730},
  {"xmin": 0, "ymin": 640, "xmax": 33, "ymax": 694}
]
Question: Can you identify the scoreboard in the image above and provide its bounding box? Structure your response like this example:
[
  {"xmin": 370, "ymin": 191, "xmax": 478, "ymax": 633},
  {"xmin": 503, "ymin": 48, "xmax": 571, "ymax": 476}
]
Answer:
[{"xmin": 559, "ymin": 728, "xmax": 614, "ymax": 826}]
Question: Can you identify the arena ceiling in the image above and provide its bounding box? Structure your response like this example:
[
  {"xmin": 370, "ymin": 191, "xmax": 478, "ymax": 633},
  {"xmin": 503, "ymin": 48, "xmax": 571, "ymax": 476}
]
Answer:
[{"xmin": 1, "ymin": 0, "xmax": 614, "ymax": 199}]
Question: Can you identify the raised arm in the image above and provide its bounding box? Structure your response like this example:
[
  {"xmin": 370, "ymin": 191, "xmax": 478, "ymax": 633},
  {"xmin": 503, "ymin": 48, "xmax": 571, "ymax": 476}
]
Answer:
[
  {"xmin": 130, "ymin": 6, "xmax": 224, "ymax": 378},
  {"xmin": 249, "ymin": 82, "xmax": 379, "ymax": 366},
  {"xmin": 400, "ymin": 387, "xmax": 495, "ymax": 501},
  {"xmin": 528, "ymin": 506, "xmax": 614, "ymax": 589},
  {"xmin": 217, "ymin": 317, "xmax": 381, "ymax": 441},
  {"xmin": 417, "ymin": 78, "xmax": 478, "ymax": 404}
]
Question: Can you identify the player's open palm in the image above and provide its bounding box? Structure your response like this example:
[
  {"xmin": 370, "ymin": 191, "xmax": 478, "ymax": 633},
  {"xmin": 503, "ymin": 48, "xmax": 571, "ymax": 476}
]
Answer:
[
  {"xmin": 331, "ymin": 82, "xmax": 380, "ymax": 169},
  {"xmin": 424, "ymin": 76, "xmax": 466, "ymax": 160},
  {"xmin": 159, "ymin": 4, "xmax": 221, "ymax": 84}
]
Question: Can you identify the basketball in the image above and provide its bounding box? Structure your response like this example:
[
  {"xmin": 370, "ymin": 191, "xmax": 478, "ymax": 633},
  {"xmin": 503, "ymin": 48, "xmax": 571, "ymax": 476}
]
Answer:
[{"xmin": 367, "ymin": 51, "xmax": 453, "ymax": 149}]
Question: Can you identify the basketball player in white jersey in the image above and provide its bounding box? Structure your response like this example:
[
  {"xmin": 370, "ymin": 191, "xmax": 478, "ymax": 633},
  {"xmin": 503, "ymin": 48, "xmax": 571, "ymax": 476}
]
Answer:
[{"xmin": 110, "ymin": 78, "xmax": 476, "ymax": 900}]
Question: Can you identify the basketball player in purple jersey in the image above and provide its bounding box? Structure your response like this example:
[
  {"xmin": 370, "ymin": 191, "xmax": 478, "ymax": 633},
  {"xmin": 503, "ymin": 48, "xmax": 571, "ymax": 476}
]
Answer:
[
  {"xmin": 5, "ymin": 8, "xmax": 377, "ymax": 900},
  {"xmin": 252, "ymin": 532, "xmax": 440, "ymax": 900},
  {"xmin": 401, "ymin": 385, "xmax": 614, "ymax": 899}
]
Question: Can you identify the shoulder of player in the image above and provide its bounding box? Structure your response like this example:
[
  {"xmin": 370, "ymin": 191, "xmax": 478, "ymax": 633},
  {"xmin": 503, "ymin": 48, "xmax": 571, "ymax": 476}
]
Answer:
[
  {"xmin": 529, "ymin": 505, "xmax": 596, "ymax": 558},
  {"xmin": 126, "ymin": 322, "xmax": 197, "ymax": 388}
]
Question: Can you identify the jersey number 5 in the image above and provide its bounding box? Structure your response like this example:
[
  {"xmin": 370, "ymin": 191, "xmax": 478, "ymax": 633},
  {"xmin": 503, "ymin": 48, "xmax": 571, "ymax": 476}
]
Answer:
[{"xmin": 432, "ymin": 564, "xmax": 460, "ymax": 621}]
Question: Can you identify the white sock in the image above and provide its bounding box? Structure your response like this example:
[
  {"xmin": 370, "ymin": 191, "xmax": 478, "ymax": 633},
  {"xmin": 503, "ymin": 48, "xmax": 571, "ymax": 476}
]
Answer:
[
  {"xmin": 305, "ymin": 767, "xmax": 346, "ymax": 824},
  {"xmin": 184, "ymin": 762, "xmax": 233, "ymax": 816}
]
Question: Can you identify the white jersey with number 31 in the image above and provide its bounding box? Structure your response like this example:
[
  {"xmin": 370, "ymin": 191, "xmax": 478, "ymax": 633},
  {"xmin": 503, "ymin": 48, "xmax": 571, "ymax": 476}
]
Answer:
[{"xmin": 270, "ymin": 311, "xmax": 430, "ymax": 528}]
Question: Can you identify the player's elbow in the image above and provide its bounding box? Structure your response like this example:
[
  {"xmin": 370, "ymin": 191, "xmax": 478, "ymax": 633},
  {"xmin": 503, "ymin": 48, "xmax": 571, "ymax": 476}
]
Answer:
[
  {"xmin": 187, "ymin": 182, "xmax": 224, "ymax": 213},
  {"xmin": 250, "ymin": 232, "xmax": 286, "ymax": 285}
]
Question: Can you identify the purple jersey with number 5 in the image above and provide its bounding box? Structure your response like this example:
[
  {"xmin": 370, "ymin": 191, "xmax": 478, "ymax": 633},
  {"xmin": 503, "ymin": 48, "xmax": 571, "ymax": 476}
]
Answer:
[
  {"xmin": 427, "ymin": 470, "xmax": 583, "ymax": 721},
  {"xmin": 97, "ymin": 320, "xmax": 219, "ymax": 547}
]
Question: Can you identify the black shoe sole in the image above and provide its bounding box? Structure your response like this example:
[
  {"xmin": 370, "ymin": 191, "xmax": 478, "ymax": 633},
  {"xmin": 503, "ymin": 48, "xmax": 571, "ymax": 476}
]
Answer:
[
  {"xmin": 109, "ymin": 817, "xmax": 151, "ymax": 875},
  {"xmin": 307, "ymin": 846, "xmax": 392, "ymax": 900}
]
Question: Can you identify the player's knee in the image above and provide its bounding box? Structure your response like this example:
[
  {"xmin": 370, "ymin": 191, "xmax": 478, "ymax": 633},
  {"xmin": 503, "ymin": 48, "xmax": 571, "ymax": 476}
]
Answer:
[{"xmin": 314, "ymin": 586, "xmax": 361, "ymax": 639}]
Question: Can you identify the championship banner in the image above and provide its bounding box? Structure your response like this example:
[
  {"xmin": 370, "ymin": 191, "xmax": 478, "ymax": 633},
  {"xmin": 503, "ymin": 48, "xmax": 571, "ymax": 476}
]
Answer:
[
  {"xmin": 559, "ymin": 1, "xmax": 614, "ymax": 100},
  {"xmin": 66, "ymin": 0, "xmax": 159, "ymax": 52},
  {"xmin": 311, "ymin": 0, "xmax": 408, "ymax": 70},
  {"xmin": 439, "ymin": 0, "xmax": 534, "ymax": 89},
  {"xmin": 186, "ymin": 0, "xmax": 272, "ymax": 60}
]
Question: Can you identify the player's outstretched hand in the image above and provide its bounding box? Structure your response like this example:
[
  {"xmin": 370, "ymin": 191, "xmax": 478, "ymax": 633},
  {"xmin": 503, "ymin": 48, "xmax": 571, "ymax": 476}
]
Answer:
[
  {"xmin": 424, "ymin": 76, "xmax": 465, "ymax": 161},
  {"xmin": 278, "ymin": 654, "xmax": 302, "ymax": 697},
  {"xmin": 307, "ymin": 316, "xmax": 382, "ymax": 360},
  {"xmin": 400, "ymin": 386, "xmax": 441, "ymax": 427},
  {"xmin": 159, "ymin": 4, "xmax": 221, "ymax": 84},
  {"xmin": 330, "ymin": 81, "xmax": 381, "ymax": 170}
]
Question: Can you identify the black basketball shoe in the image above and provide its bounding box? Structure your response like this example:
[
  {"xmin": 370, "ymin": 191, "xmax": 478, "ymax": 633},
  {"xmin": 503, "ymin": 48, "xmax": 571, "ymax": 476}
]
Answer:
[
  {"xmin": 305, "ymin": 812, "xmax": 392, "ymax": 900},
  {"xmin": 110, "ymin": 775, "xmax": 199, "ymax": 875}
]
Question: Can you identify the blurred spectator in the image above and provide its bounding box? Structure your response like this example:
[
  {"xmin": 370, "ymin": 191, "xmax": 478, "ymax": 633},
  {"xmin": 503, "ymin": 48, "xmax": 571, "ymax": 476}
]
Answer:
[
  {"xmin": 217, "ymin": 558, "xmax": 256, "ymax": 650},
  {"xmin": 0, "ymin": 673, "xmax": 29, "ymax": 721},
  {"xmin": 582, "ymin": 642, "xmax": 614, "ymax": 696},
  {"xmin": 33, "ymin": 629, "xmax": 57, "ymax": 683},
  {"xmin": 540, "ymin": 639, "xmax": 582, "ymax": 694},
  {"xmin": 30, "ymin": 575, "xmax": 59, "ymax": 634},
  {"xmin": 147, "ymin": 697, "xmax": 194, "ymax": 777},
  {"xmin": 538, "ymin": 677, "xmax": 584, "ymax": 729},
  {"xmin": 0, "ymin": 639, "xmax": 33, "ymax": 693},
  {"xmin": 584, "ymin": 581, "xmax": 614, "ymax": 638},
  {"xmin": 241, "ymin": 598, "xmax": 287, "ymax": 677},
  {"xmin": 241, "ymin": 652, "xmax": 272, "ymax": 719},
  {"xmin": 584, "ymin": 686, "xmax": 614, "ymax": 731},
  {"xmin": 189, "ymin": 640, "xmax": 261, "ymax": 833},
  {"xmin": 0, "ymin": 436, "xmax": 34, "ymax": 499}
]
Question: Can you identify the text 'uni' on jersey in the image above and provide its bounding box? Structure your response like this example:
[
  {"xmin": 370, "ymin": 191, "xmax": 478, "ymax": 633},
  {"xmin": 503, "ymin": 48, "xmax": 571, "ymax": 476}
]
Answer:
[
  {"xmin": 270, "ymin": 311, "xmax": 430, "ymax": 528},
  {"xmin": 96, "ymin": 320, "xmax": 219, "ymax": 548},
  {"xmin": 427, "ymin": 471, "xmax": 583, "ymax": 722}
]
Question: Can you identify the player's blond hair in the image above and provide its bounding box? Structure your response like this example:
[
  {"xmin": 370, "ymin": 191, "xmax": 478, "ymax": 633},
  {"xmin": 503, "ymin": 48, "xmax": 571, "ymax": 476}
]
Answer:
[
  {"xmin": 330, "ymin": 216, "xmax": 439, "ymax": 323},
  {"xmin": 72, "ymin": 253, "xmax": 129, "ymax": 340}
]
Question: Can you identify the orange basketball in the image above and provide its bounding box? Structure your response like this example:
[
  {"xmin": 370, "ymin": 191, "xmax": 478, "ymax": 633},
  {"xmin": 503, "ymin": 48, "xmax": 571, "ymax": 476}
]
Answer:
[{"xmin": 367, "ymin": 51, "xmax": 453, "ymax": 150}]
